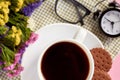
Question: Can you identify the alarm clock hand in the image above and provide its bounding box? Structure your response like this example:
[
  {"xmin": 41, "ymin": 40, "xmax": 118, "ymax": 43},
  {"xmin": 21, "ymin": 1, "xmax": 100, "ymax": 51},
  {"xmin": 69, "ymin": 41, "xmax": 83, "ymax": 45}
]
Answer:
[
  {"xmin": 111, "ymin": 22, "xmax": 114, "ymax": 33},
  {"xmin": 105, "ymin": 17, "xmax": 112, "ymax": 23},
  {"xmin": 104, "ymin": 17, "xmax": 115, "ymax": 32},
  {"xmin": 105, "ymin": 17, "xmax": 114, "ymax": 32}
]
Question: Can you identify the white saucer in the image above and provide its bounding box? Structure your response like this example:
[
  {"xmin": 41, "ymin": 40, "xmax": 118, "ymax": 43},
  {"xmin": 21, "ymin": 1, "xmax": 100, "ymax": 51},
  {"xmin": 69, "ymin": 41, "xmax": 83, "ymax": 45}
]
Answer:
[{"xmin": 21, "ymin": 23, "xmax": 104, "ymax": 80}]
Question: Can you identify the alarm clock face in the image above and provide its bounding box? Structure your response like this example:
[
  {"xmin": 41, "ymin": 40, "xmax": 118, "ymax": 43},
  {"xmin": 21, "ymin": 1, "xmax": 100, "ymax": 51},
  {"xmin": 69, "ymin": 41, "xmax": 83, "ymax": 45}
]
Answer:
[{"xmin": 100, "ymin": 8, "xmax": 120, "ymax": 37}]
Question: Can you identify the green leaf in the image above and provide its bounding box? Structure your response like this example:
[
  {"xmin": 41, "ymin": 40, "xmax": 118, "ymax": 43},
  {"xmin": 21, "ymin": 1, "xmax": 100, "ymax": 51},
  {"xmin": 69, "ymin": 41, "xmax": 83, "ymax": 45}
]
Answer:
[
  {"xmin": 0, "ymin": 26, "xmax": 8, "ymax": 35},
  {"xmin": 7, "ymin": 12, "xmax": 32, "ymax": 42},
  {"xmin": 0, "ymin": 29, "xmax": 16, "ymax": 51},
  {"xmin": 0, "ymin": 44, "xmax": 15, "ymax": 67},
  {"xmin": 24, "ymin": 0, "xmax": 36, "ymax": 5}
]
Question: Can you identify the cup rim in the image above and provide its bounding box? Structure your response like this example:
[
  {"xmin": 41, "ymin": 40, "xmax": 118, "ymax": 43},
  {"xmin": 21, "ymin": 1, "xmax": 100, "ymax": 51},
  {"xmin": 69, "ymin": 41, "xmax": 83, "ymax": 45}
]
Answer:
[{"xmin": 37, "ymin": 39, "xmax": 94, "ymax": 80}]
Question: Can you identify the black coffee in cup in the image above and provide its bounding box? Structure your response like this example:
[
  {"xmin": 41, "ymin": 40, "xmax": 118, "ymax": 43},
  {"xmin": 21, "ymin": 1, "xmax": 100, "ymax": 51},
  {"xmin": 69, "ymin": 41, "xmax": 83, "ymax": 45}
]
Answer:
[{"xmin": 41, "ymin": 41, "xmax": 90, "ymax": 80}]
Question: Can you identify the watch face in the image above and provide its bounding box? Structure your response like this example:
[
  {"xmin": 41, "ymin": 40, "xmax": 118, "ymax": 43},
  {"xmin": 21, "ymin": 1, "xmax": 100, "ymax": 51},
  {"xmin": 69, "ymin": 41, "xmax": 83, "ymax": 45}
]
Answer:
[{"xmin": 100, "ymin": 8, "xmax": 120, "ymax": 37}]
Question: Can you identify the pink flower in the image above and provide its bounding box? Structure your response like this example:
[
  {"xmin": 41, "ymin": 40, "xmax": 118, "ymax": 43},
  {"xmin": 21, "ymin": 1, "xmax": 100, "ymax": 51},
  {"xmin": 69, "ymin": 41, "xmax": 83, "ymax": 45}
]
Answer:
[
  {"xmin": 3, "ymin": 53, "xmax": 21, "ymax": 71},
  {"xmin": 7, "ymin": 73, "xmax": 14, "ymax": 78},
  {"xmin": 3, "ymin": 64, "xmax": 16, "ymax": 71},
  {"xmin": 25, "ymin": 32, "xmax": 38, "ymax": 45},
  {"xmin": 14, "ymin": 53, "xmax": 21, "ymax": 64},
  {"xmin": 4, "ymin": 32, "xmax": 38, "ymax": 78},
  {"xmin": 7, "ymin": 65, "xmax": 24, "ymax": 78},
  {"xmin": 3, "ymin": 53, "xmax": 23, "ymax": 78}
]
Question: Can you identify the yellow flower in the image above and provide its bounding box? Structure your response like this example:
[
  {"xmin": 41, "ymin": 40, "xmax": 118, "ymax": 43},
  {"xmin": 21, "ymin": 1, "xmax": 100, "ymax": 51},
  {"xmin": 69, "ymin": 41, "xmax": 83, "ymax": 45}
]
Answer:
[
  {"xmin": 15, "ymin": 34, "xmax": 21, "ymax": 46},
  {"xmin": 11, "ymin": 26, "xmax": 22, "ymax": 46},
  {"xmin": 11, "ymin": 33, "xmax": 15, "ymax": 38},
  {"xmin": 0, "ymin": 14, "xmax": 4, "ymax": 19},
  {"xmin": 4, "ymin": 14, "xmax": 9, "ymax": 23},
  {"xmin": 17, "ymin": 29, "xmax": 22, "ymax": 35},
  {"xmin": 0, "ymin": 1, "xmax": 10, "ymax": 26},
  {"xmin": 15, "ymin": 0, "xmax": 24, "ymax": 12},
  {"xmin": 0, "ymin": 18, "xmax": 5, "ymax": 26},
  {"xmin": 2, "ymin": 7, "xmax": 10, "ymax": 14},
  {"xmin": 12, "ymin": 26, "xmax": 17, "ymax": 33}
]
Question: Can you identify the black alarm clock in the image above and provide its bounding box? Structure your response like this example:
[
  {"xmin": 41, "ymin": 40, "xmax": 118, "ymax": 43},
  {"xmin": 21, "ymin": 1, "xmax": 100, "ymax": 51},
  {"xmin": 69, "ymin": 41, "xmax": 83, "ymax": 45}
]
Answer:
[{"xmin": 94, "ymin": 1, "xmax": 120, "ymax": 37}]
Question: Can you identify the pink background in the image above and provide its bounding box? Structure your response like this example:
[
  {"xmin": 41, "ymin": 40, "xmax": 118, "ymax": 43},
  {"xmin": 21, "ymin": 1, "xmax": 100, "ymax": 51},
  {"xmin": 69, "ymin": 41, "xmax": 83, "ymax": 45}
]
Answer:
[
  {"xmin": 115, "ymin": 0, "xmax": 120, "ymax": 4},
  {"xmin": 109, "ymin": 52, "xmax": 120, "ymax": 80}
]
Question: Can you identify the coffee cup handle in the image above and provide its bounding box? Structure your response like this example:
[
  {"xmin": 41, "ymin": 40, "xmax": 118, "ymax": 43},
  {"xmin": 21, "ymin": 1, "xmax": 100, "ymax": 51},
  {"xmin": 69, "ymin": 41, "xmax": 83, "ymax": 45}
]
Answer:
[{"xmin": 73, "ymin": 27, "xmax": 87, "ymax": 42}]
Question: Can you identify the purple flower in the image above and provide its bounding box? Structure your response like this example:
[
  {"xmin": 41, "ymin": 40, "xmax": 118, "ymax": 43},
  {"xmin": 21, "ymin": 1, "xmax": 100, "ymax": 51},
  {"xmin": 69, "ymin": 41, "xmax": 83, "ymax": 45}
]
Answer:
[
  {"xmin": 0, "ymin": 61, "xmax": 3, "ymax": 65},
  {"xmin": 17, "ymin": 32, "xmax": 38, "ymax": 64},
  {"xmin": 21, "ymin": 0, "xmax": 44, "ymax": 16},
  {"xmin": 0, "ymin": 47, "xmax": 2, "ymax": 54},
  {"xmin": 18, "ymin": 45, "xmax": 26, "ymax": 54},
  {"xmin": 0, "ymin": 48, "xmax": 3, "ymax": 65},
  {"xmin": 18, "ymin": 43, "xmax": 28, "ymax": 55}
]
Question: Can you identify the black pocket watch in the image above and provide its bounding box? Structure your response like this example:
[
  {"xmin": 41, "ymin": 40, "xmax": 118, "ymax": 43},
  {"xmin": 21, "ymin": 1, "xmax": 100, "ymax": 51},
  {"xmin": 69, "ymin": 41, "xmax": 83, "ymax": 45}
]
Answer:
[{"xmin": 94, "ymin": 1, "xmax": 120, "ymax": 37}]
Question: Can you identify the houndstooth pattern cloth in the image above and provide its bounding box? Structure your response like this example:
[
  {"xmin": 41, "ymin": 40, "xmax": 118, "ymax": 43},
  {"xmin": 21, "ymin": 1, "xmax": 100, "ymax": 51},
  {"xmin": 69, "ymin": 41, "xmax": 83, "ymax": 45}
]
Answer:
[{"xmin": 0, "ymin": 0, "xmax": 120, "ymax": 80}]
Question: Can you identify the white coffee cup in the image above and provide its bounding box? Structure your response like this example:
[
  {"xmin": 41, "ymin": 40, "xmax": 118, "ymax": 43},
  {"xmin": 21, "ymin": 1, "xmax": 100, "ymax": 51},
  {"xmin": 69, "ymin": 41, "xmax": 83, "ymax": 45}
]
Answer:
[{"xmin": 37, "ymin": 39, "xmax": 94, "ymax": 80}]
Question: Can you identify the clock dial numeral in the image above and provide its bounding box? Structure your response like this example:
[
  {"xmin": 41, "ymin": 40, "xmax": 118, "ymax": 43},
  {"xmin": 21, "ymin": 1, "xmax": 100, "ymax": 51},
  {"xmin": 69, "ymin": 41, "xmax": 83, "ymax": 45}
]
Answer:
[
  {"xmin": 112, "ymin": 12, "xmax": 114, "ymax": 15},
  {"xmin": 116, "ymin": 30, "xmax": 120, "ymax": 33},
  {"xmin": 103, "ymin": 21, "xmax": 106, "ymax": 24},
  {"xmin": 107, "ymin": 13, "xmax": 110, "ymax": 16},
  {"xmin": 119, "ymin": 14, "xmax": 120, "ymax": 17},
  {"xmin": 107, "ymin": 30, "xmax": 109, "ymax": 32},
  {"xmin": 117, "ymin": 13, "xmax": 119, "ymax": 17},
  {"xmin": 103, "ymin": 26, "xmax": 106, "ymax": 29},
  {"xmin": 118, "ymin": 14, "xmax": 120, "ymax": 19}
]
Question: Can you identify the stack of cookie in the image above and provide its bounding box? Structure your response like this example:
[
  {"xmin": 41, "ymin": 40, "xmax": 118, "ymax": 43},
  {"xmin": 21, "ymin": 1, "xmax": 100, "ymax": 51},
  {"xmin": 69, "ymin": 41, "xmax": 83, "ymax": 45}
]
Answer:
[{"xmin": 90, "ymin": 48, "xmax": 112, "ymax": 80}]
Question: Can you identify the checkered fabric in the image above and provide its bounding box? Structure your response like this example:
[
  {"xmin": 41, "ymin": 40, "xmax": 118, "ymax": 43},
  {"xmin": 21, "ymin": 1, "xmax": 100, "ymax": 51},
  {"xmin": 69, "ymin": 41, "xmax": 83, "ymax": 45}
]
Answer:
[{"xmin": 0, "ymin": 0, "xmax": 120, "ymax": 80}]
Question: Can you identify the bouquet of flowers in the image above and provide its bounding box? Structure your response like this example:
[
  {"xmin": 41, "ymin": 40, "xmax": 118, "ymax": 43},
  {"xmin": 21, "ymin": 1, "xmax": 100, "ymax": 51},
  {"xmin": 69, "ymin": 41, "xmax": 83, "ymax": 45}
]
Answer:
[{"xmin": 0, "ymin": 0, "xmax": 44, "ymax": 78}]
